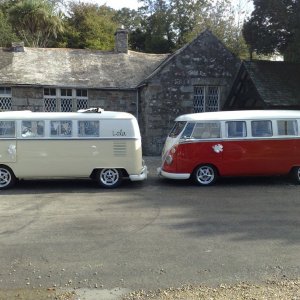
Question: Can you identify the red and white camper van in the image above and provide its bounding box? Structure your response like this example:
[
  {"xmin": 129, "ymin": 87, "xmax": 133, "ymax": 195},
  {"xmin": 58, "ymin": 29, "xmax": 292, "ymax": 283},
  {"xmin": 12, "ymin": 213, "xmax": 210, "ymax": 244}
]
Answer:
[{"xmin": 158, "ymin": 110, "xmax": 300, "ymax": 185}]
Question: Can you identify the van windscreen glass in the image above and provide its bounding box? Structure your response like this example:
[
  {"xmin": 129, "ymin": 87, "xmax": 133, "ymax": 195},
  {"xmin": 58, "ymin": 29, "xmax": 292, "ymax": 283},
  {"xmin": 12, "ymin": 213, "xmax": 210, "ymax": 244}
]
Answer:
[{"xmin": 168, "ymin": 121, "xmax": 186, "ymax": 138}]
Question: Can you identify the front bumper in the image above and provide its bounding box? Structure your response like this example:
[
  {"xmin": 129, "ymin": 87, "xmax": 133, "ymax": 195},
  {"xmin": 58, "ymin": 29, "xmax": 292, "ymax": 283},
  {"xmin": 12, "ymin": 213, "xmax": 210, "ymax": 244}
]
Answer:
[{"xmin": 157, "ymin": 167, "xmax": 190, "ymax": 180}]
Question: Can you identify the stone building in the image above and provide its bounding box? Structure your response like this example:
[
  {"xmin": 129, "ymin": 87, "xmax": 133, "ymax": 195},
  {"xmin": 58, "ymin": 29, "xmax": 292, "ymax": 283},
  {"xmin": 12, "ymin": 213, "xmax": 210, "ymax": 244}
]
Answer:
[
  {"xmin": 0, "ymin": 29, "xmax": 239, "ymax": 155},
  {"xmin": 138, "ymin": 30, "xmax": 240, "ymax": 154},
  {"xmin": 223, "ymin": 60, "xmax": 300, "ymax": 111}
]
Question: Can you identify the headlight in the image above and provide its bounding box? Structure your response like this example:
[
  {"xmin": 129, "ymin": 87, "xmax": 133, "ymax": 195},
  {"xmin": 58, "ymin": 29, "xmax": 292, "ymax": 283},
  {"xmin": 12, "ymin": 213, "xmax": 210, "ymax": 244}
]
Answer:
[
  {"xmin": 165, "ymin": 154, "xmax": 173, "ymax": 165},
  {"xmin": 170, "ymin": 147, "xmax": 176, "ymax": 154}
]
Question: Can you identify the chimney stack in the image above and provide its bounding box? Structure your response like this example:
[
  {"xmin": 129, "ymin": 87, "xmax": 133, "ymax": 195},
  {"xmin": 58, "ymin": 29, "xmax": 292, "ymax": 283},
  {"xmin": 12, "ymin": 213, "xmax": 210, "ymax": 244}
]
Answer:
[
  {"xmin": 11, "ymin": 42, "xmax": 25, "ymax": 52},
  {"xmin": 114, "ymin": 28, "xmax": 128, "ymax": 54}
]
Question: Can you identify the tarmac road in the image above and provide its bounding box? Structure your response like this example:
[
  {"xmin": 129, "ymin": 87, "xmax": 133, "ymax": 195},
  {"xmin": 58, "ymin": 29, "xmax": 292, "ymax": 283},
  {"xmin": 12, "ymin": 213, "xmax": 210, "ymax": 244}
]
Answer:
[{"xmin": 0, "ymin": 156, "xmax": 300, "ymax": 299}]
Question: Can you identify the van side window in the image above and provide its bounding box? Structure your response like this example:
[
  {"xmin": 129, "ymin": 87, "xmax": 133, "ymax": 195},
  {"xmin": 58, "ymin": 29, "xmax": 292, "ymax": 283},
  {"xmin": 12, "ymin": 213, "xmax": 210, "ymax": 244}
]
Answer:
[
  {"xmin": 251, "ymin": 120, "xmax": 272, "ymax": 137},
  {"xmin": 78, "ymin": 121, "xmax": 99, "ymax": 137},
  {"xmin": 193, "ymin": 122, "xmax": 221, "ymax": 139},
  {"xmin": 51, "ymin": 120, "xmax": 72, "ymax": 137},
  {"xmin": 0, "ymin": 121, "xmax": 15, "ymax": 137},
  {"xmin": 22, "ymin": 120, "xmax": 45, "ymax": 137},
  {"xmin": 277, "ymin": 120, "xmax": 298, "ymax": 136},
  {"xmin": 181, "ymin": 122, "xmax": 195, "ymax": 138},
  {"xmin": 226, "ymin": 121, "xmax": 247, "ymax": 138}
]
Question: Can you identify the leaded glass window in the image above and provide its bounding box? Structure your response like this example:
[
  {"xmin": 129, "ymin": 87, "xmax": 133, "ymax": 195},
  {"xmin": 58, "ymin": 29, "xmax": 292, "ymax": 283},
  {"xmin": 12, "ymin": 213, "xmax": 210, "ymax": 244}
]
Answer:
[
  {"xmin": 193, "ymin": 87, "xmax": 205, "ymax": 112},
  {"xmin": 193, "ymin": 86, "xmax": 220, "ymax": 113},
  {"xmin": 0, "ymin": 87, "xmax": 12, "ymax": 111},
  {"xmin": 44, "ymin": 98, "xmax": 57, "ymax": 112}
]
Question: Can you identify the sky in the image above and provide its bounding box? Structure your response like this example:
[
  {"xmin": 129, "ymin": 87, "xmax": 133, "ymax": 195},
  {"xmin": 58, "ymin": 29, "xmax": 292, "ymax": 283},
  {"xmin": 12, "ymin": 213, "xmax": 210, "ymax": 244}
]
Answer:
[
  {"xmin": 97, "ymin": 0, "xmax": 253, "ymax": 12},
  {"xmin": 99, "ymin": 0, "xmax": 140, "ymax": 10}
]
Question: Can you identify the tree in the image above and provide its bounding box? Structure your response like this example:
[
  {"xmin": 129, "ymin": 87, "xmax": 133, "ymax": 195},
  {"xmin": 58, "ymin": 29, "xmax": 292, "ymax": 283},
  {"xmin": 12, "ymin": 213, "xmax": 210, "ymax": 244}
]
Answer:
[
  {"xmin": 64, "ymin": 3, "xmax": 117, "ymax": 50},
  {"xmin": 243, "ymin": 0, "xmax": 300, "ymax": 62},
  {"xmin": 136, "ymin": 0, "xmax": 248, "ymax": 57},
  {"xmin": 170, "ymin": 0, "xmax": 206, "ymax": 47},
  {"xmin": 183, "ymin": 0, "xmax": 249, "ymax": 58},
  {"xmin": 8, "ymin": 0, "xmax": 64, "ymax": 47},
  {"xmin": 0, "ymin": 10, "xmax": 17, "ymax": 46},
  {"xmin": 138, "ymin": 0, "xmax": 175, "ymax": 53}
]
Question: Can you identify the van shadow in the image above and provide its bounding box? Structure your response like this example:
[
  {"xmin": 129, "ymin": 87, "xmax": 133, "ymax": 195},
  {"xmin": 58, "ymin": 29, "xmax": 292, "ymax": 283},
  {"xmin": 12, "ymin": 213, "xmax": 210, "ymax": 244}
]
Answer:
[
  {"xmin": 158, "ymin": 174, "xmax": 295, "ymax": 188},
  {"xmin": 0, "ymin": 177, "xmax": 147, "ymax": 195},
  {"xmin": 0, "ymin": 172, "xmax": 296, "ymax": 195}
]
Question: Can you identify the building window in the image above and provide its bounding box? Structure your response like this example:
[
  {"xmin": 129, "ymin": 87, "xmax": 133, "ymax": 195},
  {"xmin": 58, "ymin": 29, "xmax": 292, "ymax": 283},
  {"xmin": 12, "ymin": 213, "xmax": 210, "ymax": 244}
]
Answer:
[
  {"xmin": 61, "ymin": 99, "xmax": 73, "ymax": 112},
  {"xmin": 61, "ymin": 89, "xmax": 72, "ymax": 97},
  {"xmin": 76, "ymin": 89, "xmax": 88, "ymax": 110},
  {"xmin": 193, "ymin": 86, "xmax": 220, "ymax": 112},
  {"xmin": 44, "ymin": 88, "xmax": 57, "ymax": 112},
  {"xmin": 0, "ymin": 87, "xmax": 12, "ymax": 111},
  {"xmin": 43, "ymin": 88, "xmax": 89, "ymax": 112},
  {"xmin": 0, "ymin": 87, "xmax": 11, "ymax": 95},
  {"xmin": 76, "ymin": 89, "xmax": 88, "ymax": 97},
  {"xmin": 44, "ymin": 88, "xmax": 56, "ymax": 96},
  {"xmin": 60, "ymin": 89, "xmax": 73, "ymax": 112}
]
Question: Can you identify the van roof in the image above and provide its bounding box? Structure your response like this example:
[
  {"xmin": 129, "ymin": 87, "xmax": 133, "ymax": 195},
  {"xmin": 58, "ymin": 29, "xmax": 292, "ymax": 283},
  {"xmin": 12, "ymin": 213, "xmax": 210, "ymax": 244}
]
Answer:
[
  {"xmin": 0, "ymin": 110, "xmax": 135, "ymax": 120},
  {"xmin": 175, "ymin": 110, "xmax": 300, "ymax": 122}
]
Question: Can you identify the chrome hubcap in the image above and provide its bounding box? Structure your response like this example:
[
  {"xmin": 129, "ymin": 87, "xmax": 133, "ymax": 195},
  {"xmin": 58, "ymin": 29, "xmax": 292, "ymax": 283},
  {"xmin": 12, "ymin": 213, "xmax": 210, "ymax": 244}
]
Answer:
[
  {"xmin": 197, "ymin": 166, "xmax": 214, "ymax": 184},
  {"xmin": 0, "ymin": 169, "xmax": 11, "ymax": 187},
  {"xmin": 100, "ymin": 169, "xmax": 119, "ymax": 186}
]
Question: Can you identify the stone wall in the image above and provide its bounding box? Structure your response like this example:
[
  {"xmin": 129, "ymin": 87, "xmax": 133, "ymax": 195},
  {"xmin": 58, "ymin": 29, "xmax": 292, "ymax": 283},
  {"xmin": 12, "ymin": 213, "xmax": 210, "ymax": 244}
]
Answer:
[
  {"xmin": 140, "ymin": 31, "xmax": 240, "ymax": 155},
  {"xmin": 12, "ymin": 87, "xmax": 44, "ymax": 111},
  {"xmin": 88, "ymin": 89, "xmax": 137, "ymax": 115},
  {"xmin": 9, "ymin": 87, "xmax": 137, "ymax": 115}
]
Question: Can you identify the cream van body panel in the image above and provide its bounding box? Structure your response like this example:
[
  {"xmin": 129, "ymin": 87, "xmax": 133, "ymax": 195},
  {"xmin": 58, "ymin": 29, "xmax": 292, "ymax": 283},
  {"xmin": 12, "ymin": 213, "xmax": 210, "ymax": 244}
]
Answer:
[
  {"xmin": 0, "ymin": 110, "xmax": 146, "ymax": 188},
  {"xmin": 11, "ymin": 139, "xmax": 143, "ymax": 178}
]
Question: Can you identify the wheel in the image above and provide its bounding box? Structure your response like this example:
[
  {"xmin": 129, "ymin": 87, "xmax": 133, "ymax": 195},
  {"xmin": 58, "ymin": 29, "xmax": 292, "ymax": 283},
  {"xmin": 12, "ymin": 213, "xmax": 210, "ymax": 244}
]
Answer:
[
  {"xmin": 97, "ymin": 168, "xmax": 122, "ymax": 188},
  {"xmin": 193, "ymin": 164, "xmax": 217, "ymax": 186},
  {"xmin": 291, "ymin": 166, "xmax": 300, "ymax": 184},
  {"xmin": 0, "ymin": 166, "xmax": 16, "ymax": 189}
]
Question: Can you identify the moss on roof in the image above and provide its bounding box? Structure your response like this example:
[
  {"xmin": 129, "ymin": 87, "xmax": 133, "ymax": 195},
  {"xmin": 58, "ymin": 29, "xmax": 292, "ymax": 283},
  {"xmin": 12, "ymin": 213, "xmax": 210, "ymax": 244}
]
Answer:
[{"xmin": 0, "ymin": 47, "xmax": 169, "ymax": 89}]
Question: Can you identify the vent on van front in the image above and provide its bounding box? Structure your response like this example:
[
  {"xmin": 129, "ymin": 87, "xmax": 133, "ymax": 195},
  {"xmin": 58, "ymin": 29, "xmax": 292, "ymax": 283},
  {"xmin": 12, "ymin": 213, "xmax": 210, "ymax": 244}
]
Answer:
[{"xmin": 113, "ymin": 142, "xmax": 127, "ymax": 156}]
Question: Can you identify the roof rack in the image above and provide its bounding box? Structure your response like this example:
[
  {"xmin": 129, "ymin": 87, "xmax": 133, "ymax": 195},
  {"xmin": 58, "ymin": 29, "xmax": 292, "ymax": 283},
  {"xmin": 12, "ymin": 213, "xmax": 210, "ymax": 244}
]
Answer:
[{"xmin": 77, "ymin": 108, "xmax": 104, "ymax": 113}]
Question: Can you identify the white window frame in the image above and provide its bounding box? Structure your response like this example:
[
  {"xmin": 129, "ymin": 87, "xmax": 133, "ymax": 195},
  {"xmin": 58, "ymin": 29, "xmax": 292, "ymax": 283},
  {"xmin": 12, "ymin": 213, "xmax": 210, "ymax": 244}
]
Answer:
[{"xmin": 44, "ymin": 88, "xmax": 88, "ymax": 112}]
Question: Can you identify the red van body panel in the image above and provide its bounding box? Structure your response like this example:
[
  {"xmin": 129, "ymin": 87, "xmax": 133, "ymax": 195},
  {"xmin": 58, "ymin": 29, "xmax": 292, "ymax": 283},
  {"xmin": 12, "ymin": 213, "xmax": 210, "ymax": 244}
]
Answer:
[
  {"xmin": 159, "ymin": 111, "xmax": 300, "ymax": 184},
  {"xmin": 162, "ymin": 139, "xmax": 300, "ymax": 177}
]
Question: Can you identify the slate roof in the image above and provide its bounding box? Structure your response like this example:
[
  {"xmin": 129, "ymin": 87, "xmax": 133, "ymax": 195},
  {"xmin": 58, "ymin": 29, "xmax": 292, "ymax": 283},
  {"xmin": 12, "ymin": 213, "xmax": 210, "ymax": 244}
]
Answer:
[
  {"xmin": 244, "ymin": 60, "xmax": 300, "ymax": 107},
  {"xmin": 0, "ymin": 47, "xmax": 169, "ymax": 89}
]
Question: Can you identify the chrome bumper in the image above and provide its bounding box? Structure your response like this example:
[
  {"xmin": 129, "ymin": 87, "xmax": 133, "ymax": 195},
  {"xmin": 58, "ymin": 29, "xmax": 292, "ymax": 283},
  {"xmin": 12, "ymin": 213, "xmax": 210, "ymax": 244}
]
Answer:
[{"xmin": 129, "ymin": 165, "xmax": 148, "ymax": 181}]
